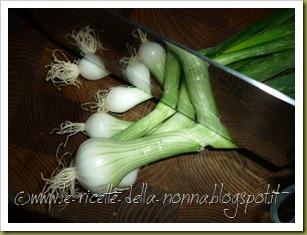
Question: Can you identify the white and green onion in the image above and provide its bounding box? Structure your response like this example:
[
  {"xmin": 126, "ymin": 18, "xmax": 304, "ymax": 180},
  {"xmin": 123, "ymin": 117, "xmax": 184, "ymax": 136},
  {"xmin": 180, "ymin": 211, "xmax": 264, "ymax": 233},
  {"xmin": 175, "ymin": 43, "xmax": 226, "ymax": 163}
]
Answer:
[
  {"xmin": 120, "ymin": 45, "xmax": 152, "ymax": 95},
  {"xmin": 46, "ymin": 26, "xmax": 110, "ymax": 89},
  {"xmin": 54, "ymin": 112, "xmax": 133, "ymax": 140},
  {"xmin": 81, "ymin": 86, "xmax": 152, "ymax": 113},
  {"xmin": 44, "ymin": 123, "xmax": 236, "ymax": 195},
  {"xmin": 132, "ymin": 29, "xmax": 166, "ymax": 85}
]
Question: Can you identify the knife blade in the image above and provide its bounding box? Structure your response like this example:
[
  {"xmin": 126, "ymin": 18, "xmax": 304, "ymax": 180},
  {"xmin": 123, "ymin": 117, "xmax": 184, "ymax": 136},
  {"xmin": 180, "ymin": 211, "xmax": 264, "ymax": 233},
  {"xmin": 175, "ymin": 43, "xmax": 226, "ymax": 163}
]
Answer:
[
  {"xmin": 27, "ymin": 9, "xmax": 295, "ymax": 167},
  {"xmin": 97, "ymin": 11, "xmax": 295, "ymax": 167}
]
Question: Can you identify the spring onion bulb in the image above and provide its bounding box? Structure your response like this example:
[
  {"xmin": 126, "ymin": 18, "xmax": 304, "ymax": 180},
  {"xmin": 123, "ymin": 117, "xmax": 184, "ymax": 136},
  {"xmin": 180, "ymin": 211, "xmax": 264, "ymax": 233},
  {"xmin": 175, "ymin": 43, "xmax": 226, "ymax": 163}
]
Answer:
[
  {"xmin": 122, "ymin": 61, "xmax": 151, "ymax": 95},
  {"xmin": 120, "ymin": 45, "xmax": 151, "ymax": 94},
  {"xmin": 43, "ymin": 123, "xmax": 237, "ymax": 195},
  {"xmin": 78, "ymin": 53, "xmax": 110, "ymax": 80},
  {"xmin": 132, "ymin": 29, "xmax": 166, "ymax": 85},
  {"xmin": 54, "ymin": 112, "xmax": 133, "ymax": 140},
  {"xmin": 82, "ymin": 86, "xmax": 152, "ymax": 113},
  {"xmin": 117, "ymin": 168, "xmax": 140, "ymax": 188}
]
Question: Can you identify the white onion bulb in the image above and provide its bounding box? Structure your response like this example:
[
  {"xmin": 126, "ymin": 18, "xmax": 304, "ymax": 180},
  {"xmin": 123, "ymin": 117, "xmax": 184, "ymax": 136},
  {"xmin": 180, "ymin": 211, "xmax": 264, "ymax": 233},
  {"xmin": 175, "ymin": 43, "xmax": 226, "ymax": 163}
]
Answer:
[
  {"xmin": 85, "ymin": 112, "xmax": 131, "ymax": 138},
  {"xmin": 138, "ymin": 40, "xmax": 166, "ymax": 83},
  {"xmin": 105, "ymin": 86, "xmax": 152, "ymax": 113},
  {"xmin": 79, "ymin": 54, "xmax": 110, "ymax": 81},
  {"xmin": 124, "ymin": 61, "xmax": 151, "ymax": 95}
]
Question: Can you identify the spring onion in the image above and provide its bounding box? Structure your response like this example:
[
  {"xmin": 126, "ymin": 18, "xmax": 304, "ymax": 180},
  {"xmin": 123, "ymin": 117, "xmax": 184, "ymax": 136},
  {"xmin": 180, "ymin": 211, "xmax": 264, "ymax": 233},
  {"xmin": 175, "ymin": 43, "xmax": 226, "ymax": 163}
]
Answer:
[
  {"xmin": 238, "ymin": 49, "xmax": 295, "ymax": 82},
  {"xmin": 106, "ymin": 51, "xmax": 179, "ymax": 183},
  {"xmin": 112, "ymin": 50, "xmax": 180, "ymax": 141},
  {"xmin": 120, "ymin": 45, "xmax": 151, "ymax": 94},
  {"xmin": 81, "ymin": 86, "xmax": 152, "ymax": 113},
  {"xmin": 54, "ymin": 112, "xmax": 133, "ymax": 139},
  {"xmin": 168, "ymin": 43, "xmax": 234, "ymax": 142},
  {"xmin": 44, "ymin": 123, "xmax": 237, "ymax": 195},
  {"xmin": 52, "ymin": 113, "xmax": 139, "ymax": 190},
  {"xmin": 46, "ymin": 26, "xmax": 110, "ymax": 89},
  {"xmin": 200, "ymin": 10, "xmax": 295, "ymax": 98},
  {"xmin": 213, "ymin": 34, "xmax": 294, "ymax": 66},
  {"xmin": 224, "ymin": 22, "xmax": 294, "ymax": 53},
  {"xmin": 200, "ymin": 9, "xmax": 294, "ymax": 57},
  {"xmin": 133, "ymin": 29, "xmax": 166, "ymax": 85}
]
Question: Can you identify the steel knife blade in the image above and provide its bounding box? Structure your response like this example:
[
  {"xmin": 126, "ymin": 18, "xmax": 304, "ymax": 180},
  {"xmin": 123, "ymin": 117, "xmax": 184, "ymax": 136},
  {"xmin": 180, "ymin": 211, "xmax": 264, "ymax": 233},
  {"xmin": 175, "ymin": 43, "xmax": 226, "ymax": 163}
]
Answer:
[
  {"xmin": 27, "ymin": 8, "xmax": 295, "ymax": 167},
  {"xmin": 99, "ymin": 11, "xmax": 295, "ymax": 167}
]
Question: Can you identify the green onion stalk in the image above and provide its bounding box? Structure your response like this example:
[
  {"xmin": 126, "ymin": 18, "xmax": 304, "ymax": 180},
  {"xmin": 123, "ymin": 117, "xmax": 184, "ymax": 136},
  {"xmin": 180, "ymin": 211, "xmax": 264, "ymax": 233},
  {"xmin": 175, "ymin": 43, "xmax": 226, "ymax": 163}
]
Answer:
[
  {"xmin": 237, "ymin": 49, "xmax": 295, "ymax": 82},
  {"xmin": 112, "ymin": 50, "xmax": 181, "ymax": 141},
  {"xmin": 200, "ymin": 9, "xmax": 294, "ymax": 57},
  {"xmin": 168, "ymin": 43, "xmax": 236, "ymax": 143},
  {"xmin": 148, "ymin": 112, "xmax": 195, "ymax": 135},
  {"xmin": 223, "ymin": 22, "xmax": 294, "ymax": 53},
  {"xmin": 227, "ymin": 58, "xmax": 255, "ymax": 71},
  {"xmin": 177, "ymin": 80, "xmax": 196, "ymax": 120},
  {"xmin": 264, "ymin": 72, "xmax": 295, "ymax": 98},
  {"xmin": 197, "ymin": 9, "xmax": 295, "ymax": 98},
  {"xmin": 213, "ymin": 34, "xmax": 294, "ymax": 66}
]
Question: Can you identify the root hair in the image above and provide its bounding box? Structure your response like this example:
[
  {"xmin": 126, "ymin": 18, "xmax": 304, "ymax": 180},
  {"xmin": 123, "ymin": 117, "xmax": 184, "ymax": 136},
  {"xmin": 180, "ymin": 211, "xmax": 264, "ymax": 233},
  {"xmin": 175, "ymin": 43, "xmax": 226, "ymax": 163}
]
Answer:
[
  {"xmin": 81, "ymin": 89, "xmax": 110, "ymax": 113},
  {"xmin": 66, "ymin": 26, "xmax": 106, "ymax": 55},
  {"xmin": 45, "ymin": 49, "xmax": 81, "ymax": 90}
]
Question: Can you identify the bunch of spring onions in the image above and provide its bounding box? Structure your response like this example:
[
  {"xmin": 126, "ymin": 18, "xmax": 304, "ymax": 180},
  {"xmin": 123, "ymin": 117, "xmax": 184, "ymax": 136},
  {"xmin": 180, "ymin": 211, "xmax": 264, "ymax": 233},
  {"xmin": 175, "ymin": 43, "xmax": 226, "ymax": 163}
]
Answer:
[
  {"xmin": 43, "ymin": 28, "xmax": 237, "ymax": 196},
  {"xmin": 43, "ymin": 9, "xmax": 295, "ymax": 197},
  {"xmin": 200, "ymin": 9, "xmax": 295, "ymax": 98}
]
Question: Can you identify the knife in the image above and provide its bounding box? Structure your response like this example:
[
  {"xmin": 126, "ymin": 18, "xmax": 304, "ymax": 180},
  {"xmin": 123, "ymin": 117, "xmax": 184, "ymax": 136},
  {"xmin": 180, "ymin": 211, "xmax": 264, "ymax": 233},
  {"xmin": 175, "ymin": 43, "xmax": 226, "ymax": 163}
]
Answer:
[
  {"xmin": 97, "ymin": 11, "xmax": 294, "ymax": 168},
  {"xmin": 27, "ymin": 9, "xmax": 295, "ymax": 167}
]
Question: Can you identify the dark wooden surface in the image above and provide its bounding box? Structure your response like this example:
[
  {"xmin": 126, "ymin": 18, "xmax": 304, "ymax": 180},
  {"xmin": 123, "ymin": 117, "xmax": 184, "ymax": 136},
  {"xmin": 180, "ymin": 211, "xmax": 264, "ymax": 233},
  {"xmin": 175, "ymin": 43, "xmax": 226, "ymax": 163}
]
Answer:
[{"xmin": 8, "ymin": 9, "xmax": 294, "ymax": 223}]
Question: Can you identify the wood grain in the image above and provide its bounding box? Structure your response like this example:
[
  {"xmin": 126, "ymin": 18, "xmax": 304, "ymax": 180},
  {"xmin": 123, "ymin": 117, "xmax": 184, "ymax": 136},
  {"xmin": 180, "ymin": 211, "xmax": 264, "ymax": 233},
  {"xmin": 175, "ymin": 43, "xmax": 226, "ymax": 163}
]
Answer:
[{"xmin": 8, "ymin": 8, "xmax": 294, "ymax": 223}]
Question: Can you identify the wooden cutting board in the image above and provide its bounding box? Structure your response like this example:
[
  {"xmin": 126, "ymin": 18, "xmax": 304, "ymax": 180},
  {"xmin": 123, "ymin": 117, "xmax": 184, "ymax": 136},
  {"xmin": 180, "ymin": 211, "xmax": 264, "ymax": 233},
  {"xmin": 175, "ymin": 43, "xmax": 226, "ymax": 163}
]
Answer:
[{"xmin": 8, "ymin": 8, "xmax": 294, "ymax": 223}]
